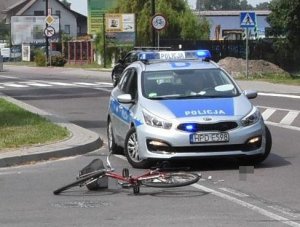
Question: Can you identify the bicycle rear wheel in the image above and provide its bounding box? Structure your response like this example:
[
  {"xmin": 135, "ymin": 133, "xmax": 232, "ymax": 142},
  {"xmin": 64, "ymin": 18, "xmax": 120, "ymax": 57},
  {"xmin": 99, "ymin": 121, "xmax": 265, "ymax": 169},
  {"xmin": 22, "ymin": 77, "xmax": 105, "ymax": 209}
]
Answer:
[
  {"xmin": 53, "ymin": 170, "xmax": 106, "ymax": 195},
  {"xmin": 140, "ymin": 172, "xmax": 200, "ymax": 188}
]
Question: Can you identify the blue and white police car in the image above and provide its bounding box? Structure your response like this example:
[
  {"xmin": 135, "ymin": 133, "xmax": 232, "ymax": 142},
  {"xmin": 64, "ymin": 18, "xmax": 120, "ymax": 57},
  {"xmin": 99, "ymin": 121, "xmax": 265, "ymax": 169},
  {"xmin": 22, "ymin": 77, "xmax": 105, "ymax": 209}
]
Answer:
[{"xmin": 107, "ymin": 50, "xmax": 272, "ymax": 168}]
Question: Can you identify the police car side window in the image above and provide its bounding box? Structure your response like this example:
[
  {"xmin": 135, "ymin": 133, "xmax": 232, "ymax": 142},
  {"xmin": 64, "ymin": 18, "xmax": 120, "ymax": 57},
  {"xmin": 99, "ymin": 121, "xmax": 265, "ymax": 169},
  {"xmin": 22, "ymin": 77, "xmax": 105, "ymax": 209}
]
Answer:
[{"xmin": 119, "ymin": 69, "xmax": 132, "ymax": 91}]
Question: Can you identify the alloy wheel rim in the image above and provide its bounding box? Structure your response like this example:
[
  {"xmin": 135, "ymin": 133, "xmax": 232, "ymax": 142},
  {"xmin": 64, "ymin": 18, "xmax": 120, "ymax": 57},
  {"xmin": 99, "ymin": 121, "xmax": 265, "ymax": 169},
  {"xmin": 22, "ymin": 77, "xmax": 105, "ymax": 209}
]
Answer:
[{"xmin": 127, "ymin": 132, "xmax": 142, "ymax": 163}]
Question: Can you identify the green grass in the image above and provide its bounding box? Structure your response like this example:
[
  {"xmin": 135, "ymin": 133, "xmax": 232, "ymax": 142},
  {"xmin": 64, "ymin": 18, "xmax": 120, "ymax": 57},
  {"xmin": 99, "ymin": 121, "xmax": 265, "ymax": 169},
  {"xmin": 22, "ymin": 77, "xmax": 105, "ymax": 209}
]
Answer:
[
  {"xmin": 237, "ymin": 73, "xmax": 300, "ymax": 86},
  {"xmin": 0, "ymin": 99, "xmax": 69, "ymax": 151}
]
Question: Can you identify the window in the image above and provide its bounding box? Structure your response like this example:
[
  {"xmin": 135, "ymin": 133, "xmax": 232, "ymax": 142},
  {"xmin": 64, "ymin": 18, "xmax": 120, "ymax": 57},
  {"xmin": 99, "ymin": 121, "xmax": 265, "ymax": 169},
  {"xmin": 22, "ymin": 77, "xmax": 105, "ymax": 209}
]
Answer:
[
  {"xmin": 55, "ymin": 10, "xmax": 61, "ymax": 17},
  {"xmin": 64, "ymin": 25, "xmax": 70, "ymax": 34},
  {"xmin": 34, "ymin": 11, "xmax": 44, "ymax": 16}
]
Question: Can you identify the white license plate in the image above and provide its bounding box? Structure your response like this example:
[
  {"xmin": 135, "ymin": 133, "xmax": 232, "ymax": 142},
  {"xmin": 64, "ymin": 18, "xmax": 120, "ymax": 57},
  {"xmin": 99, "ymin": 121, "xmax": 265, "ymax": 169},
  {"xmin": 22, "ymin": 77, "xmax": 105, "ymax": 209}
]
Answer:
[{"xmin": 190, "ymin": 132, "xmax": 229, "ymax": 144}]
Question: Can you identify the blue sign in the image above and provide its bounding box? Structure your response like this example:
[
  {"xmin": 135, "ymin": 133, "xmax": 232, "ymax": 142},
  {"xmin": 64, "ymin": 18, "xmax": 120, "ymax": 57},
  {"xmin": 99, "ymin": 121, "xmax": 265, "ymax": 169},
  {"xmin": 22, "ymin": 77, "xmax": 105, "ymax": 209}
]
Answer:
[{"xmin": 240, "ymin": 12, "xmax": 256, "ymax": 28}]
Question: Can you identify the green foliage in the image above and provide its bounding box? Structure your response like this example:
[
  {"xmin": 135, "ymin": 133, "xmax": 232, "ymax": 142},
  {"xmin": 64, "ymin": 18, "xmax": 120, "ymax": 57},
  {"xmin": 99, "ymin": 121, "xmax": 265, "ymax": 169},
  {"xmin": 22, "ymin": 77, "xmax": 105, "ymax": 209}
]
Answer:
[
  {"xmin": 51, "ymin": 56, "xmax": 67, "ymax": 67},
  {"xmin": 34, "ymin": 49, "xmax": 46, "ymax": 67},
  {"xmin": 198, "ymin": 0, "xmax": 241, "ymax": 10},
  {"xmin": 267, "ymin": 0, "xmax": 300, "ymax": 70},
  {"xmin": 0, "ymin": 22, "xmax": 10, "ymax": 41},
  {"xmin": 111, "ymin": 0, "xmax": 210, "ymax": 45}
]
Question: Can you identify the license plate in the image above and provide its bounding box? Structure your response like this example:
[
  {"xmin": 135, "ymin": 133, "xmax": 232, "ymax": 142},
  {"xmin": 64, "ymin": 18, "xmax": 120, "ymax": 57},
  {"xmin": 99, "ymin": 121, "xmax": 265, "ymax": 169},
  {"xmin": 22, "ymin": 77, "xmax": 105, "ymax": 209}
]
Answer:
[{"xmin": 190, "ymin": 132, "xmax": 229, "ymax": 144}]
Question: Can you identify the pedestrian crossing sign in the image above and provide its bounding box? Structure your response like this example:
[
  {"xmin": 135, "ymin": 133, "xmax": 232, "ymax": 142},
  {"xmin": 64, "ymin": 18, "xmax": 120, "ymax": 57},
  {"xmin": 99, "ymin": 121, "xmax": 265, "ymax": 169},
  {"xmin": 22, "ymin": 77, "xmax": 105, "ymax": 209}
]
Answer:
[{"xmin": 240, "ymin": 12, "xmax": 256, "ymax": 28}]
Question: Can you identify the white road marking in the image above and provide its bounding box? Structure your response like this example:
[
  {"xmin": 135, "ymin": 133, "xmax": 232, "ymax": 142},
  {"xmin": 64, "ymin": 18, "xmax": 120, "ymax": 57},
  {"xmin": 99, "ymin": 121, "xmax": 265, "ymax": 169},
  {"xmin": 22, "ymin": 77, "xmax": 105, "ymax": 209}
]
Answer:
[
  {"xmin": 258, "ymin": 106, "xmax": 300, "ymax": 113},
  {"xmin": 73, "ymin": 82, "xmax": 99, "ymax": 86},
  {"xmin": 0, "ymin": 85, "xmax": 4, "ymax": 88},
  {"xmin": 1, "ymin": 83, "xmax": 29, "ymax": 88},
  {"xmin": 259, "ymin": 92, "xmax": 300, "ymax": 99},
  {"xmin": 0, "ymin": 75, "xmax": 18, "ymax": 79},
  {"xmin": 280, "ymin": 111, "xmax": 299, "ymax": 125},
  {"xmin": 94, "ymin": 82, "xmax": 113, "ymax": 86},
  {"xmin": 42, "ymin": 81, "xmax": 76, "ymax": 86},
  {"xmin": 193, "ymin": 183, "xmax": 300, "ymax": 227},
  {"xmin": 219, "ymin": 187, "xmax": 249, "ymax": 197},
  {"xmin": 94, "ymin": 87, "xmax": 112, "ymax": 92},
  {"xmin": 261, "ymin": 108, "xmax": 276, "ymax": 121},
  {"xmin": 21, "ymin": 82, "xmax": 52, "ymax": 87},
  {"xmin": 265, "ymin": 121, "xmax": 300, "ymax": 132}
]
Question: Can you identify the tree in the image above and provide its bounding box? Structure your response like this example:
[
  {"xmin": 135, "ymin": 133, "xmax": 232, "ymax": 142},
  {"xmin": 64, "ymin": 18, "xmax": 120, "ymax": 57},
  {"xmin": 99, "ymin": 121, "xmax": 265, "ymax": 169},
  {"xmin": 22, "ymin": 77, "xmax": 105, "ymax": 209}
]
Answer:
[
  {"xmin": 240, "ymin": 0, "xmax": 253, "ymax": 10},
  {"xmin": 267, "ymin": 0, "xmax": 300, "ymax": 70},
  {"xmin": 111, "ymin": 0, "xmax": 210, "ymax": 45},
  {"xmin": 60, "ymin": 0, "xmax": 71, "ymax": 8},
  {"xmin": 267, "ymin": 0, "xmax": 300, "ymax": 44},
  {"xmin": 199, "ymin": 0, "xmax": 241, "ymax": 10},
  {"xmin": 255, "ymin": 2, "xmax": 270, "ymax": 10}
]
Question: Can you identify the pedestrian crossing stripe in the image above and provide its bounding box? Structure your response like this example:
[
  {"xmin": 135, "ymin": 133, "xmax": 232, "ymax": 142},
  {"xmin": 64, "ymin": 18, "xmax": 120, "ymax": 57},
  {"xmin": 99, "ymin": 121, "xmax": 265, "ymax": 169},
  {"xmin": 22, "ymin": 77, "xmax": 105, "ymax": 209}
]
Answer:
[{"xmin": 240, "ymin": 12, "xmax": 256, "ymax": 28}]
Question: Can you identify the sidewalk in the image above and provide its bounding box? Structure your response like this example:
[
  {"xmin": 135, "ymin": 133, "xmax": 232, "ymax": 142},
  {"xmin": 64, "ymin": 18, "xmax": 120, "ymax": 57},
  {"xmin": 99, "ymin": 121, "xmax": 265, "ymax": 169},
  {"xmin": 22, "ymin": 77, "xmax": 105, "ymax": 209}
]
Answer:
[{"xmin": 0, "ymin": 66, "xmax": 299, "ymax": 168}]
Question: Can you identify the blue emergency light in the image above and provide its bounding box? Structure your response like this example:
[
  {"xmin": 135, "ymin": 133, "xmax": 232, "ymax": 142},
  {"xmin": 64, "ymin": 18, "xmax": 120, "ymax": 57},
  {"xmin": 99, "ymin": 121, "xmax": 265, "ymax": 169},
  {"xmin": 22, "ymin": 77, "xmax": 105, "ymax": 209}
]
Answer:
[{"xmin": 138, "ymin": 50, "xmax": 211, "ymax": 61}]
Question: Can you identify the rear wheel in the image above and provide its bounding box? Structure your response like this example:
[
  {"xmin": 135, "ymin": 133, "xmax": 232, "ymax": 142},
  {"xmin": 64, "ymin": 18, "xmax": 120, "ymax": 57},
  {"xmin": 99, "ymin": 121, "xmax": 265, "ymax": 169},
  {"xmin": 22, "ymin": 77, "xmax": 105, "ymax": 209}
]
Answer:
[
  {"xmin": 141, "ymin": 172, "xmax": 200, "ymax": 188},
  {"xmin": 112, "ymin": 72, "xmax": 118, "ymax": 87},
  {"xmin": 107, "ymin": 119, "xmax": 123, "ymax": 154},
  {"xmin": 124, "ymin": 127, "xmax": 151, "ymax": 169}
]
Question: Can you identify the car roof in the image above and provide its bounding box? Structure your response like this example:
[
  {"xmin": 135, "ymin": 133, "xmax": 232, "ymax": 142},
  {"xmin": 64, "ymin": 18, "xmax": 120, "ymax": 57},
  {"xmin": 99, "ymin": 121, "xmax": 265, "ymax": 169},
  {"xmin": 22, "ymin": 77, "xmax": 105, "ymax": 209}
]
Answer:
[{"xmin": 132, "ymin": 59, "xmax": 220, "ymax": 72}]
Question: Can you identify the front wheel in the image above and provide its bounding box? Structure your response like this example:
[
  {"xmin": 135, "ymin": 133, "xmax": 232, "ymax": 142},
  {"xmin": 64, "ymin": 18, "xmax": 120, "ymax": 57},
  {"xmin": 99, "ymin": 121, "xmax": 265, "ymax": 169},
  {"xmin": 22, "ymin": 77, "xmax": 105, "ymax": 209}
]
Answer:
[
  {"xmin": 53, "ymin": 170, "xmax": 106, "ymax": 195},
  {"xmin": 141, "ymin": 172, "xmax": 200, "ymax": 188},
  {"xmin": 124, "ymin": 127, "xmax": 151, "ymax": 169}
]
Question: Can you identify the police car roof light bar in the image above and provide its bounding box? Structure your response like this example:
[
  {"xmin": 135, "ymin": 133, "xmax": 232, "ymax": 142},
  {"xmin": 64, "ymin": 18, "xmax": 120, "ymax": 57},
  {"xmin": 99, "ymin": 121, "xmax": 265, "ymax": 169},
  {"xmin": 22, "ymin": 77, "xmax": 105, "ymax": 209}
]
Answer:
[{"xmin": 138, "ymin": 50, "xmax": 211, "ymax": 62}]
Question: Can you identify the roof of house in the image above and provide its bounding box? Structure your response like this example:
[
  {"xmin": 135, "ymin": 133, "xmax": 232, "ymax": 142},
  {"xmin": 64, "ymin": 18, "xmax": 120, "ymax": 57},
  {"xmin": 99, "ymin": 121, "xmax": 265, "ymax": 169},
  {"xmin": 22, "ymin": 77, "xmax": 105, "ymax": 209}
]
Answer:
[
  {"xmin": 1, "ymin": 0, "xmax": 86, "ymax": 21},
  {"xmin": 195, "ymin": 10, "xmax": 271, "ymax": 17},
  {"xmin": 0, "ymin": 0, "xmax": 25, "ymax": 20}
]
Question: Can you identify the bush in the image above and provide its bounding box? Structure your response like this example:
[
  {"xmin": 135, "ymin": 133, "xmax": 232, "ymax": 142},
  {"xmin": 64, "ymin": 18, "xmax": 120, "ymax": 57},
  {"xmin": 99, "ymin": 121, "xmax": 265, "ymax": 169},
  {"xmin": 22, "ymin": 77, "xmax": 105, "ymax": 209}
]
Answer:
[
  {"xmin": 50, "ymin": 55, "xmax": 67, "ymax": 67},
  {"xmin": 34, "ymin": 49, "xmax": 46, "ymax": 66}
]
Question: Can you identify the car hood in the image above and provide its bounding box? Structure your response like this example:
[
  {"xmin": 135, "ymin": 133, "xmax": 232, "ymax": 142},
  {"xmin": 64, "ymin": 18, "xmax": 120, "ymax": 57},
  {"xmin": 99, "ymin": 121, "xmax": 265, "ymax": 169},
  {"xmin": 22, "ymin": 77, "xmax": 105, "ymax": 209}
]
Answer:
[{"xmin": 141, "ymin": 95, "xmax": 253, "ymax": 120}]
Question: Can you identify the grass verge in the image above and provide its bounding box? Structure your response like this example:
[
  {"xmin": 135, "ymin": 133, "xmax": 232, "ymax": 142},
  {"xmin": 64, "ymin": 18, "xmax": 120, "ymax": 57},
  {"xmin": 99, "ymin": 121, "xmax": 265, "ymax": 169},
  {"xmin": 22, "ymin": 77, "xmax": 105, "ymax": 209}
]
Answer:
[
  {"xmin": 237, "ymin": 73, "xmax": 300, "ymax": 86},
  {"xmin": 0, "ymin": 98, "xmax": 69, "ymax": 152}
]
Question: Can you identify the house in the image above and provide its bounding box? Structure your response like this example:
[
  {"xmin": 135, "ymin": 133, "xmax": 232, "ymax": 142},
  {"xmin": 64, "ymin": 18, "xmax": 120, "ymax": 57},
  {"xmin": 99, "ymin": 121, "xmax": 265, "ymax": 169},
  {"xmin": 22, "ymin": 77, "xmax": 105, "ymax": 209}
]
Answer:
[
  {"xmin": 195, "ymin": 10, "xmax": 271, "ymax": 40},
  {"xmin": 1, "ymin": 0, "xmax": 87, "ymax": 43}
]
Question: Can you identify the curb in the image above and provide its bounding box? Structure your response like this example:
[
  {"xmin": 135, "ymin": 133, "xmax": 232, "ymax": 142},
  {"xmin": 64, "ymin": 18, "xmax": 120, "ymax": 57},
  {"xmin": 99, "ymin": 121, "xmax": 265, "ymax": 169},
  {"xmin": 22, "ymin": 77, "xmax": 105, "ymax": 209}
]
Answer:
[{"xmin": 0, "ymin": 94, "xmax": 102, "ymax": 168}]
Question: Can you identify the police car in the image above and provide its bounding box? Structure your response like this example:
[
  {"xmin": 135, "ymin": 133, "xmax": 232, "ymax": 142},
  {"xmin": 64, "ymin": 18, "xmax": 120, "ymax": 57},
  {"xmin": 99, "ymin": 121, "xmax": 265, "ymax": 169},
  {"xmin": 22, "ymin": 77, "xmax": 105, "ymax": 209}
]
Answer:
[{"xmin": 107, "ymin": 50, "xmax": 272, "ymax": 168}]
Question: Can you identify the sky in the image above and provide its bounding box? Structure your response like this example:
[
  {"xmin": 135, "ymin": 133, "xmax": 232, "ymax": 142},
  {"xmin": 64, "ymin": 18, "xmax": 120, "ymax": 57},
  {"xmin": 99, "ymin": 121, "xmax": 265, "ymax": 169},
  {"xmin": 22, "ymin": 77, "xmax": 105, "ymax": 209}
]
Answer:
[{"xmin": 68, "ymin": 0, "xmax": 271, "ymax": 16}]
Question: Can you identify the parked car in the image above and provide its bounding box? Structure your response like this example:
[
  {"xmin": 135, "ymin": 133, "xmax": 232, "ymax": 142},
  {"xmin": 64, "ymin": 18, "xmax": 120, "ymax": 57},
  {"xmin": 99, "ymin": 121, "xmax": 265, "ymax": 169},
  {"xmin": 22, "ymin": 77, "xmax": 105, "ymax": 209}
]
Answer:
[
  {"xmin": 111, "ymin": 47, "xmax": 171, "ymax": 87},
  {"xmin": 107, "ymin": 49, "xmax": 272, "ymax": 168}
]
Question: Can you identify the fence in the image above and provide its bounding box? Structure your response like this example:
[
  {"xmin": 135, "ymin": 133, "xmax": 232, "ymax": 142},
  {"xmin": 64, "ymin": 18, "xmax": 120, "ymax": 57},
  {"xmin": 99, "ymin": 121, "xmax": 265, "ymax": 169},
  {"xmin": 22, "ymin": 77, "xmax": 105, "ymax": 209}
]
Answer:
[{"xmin": 160, "ymin": 39, "xmax": 299, "ymax": 72}]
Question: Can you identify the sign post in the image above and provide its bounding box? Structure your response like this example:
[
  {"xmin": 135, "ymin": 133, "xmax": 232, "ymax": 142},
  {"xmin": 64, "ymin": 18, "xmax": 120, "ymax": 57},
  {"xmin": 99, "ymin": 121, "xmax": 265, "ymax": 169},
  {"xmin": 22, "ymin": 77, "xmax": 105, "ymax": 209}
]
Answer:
[
  {"xmin": 240, "ymin": 12, "xmax": 256, "ymax": 79},
  {"xmin": 151, "ymin": 14, "xmax": 167, "ymax": 50}
]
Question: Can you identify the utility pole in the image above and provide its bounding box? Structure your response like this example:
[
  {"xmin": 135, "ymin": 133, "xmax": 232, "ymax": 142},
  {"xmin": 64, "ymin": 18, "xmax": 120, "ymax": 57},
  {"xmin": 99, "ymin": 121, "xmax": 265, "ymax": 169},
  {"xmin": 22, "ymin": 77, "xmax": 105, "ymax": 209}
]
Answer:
[
  {"xmin": 151, "ymin": 0, "xmax": 155, "ymax": 47},
  {"xmin": 45, "ymin": 0, "xmax": 49, "ymax": 65}
]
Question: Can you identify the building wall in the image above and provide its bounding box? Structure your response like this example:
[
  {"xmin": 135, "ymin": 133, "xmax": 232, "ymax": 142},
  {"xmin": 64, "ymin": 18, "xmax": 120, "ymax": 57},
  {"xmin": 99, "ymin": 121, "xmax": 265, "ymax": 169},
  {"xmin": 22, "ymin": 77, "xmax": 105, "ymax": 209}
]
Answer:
[{"xmin": 24, "ymin": 0, "xmax": 77, "ymax": 37}]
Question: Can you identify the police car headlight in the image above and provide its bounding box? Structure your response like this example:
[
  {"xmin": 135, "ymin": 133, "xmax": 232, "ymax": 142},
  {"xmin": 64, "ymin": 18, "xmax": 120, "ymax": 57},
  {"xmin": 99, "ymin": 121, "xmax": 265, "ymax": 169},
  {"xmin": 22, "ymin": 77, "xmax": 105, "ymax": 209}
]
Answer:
[
  {"xmin": 241, "ymin": 107, "xmax": 261, "ymax": 127},
  {"xmin": 143, "ymin": 110, "xmax": 172, "ymax": 129}
]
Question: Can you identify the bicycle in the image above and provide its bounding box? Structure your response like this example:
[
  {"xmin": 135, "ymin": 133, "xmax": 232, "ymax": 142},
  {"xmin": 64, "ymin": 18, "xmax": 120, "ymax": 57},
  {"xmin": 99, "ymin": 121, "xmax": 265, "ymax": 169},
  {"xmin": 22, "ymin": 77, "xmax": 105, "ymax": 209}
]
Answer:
[{"xmin": 53, "ymin": 153, "xmax": 200, "ymax": 195}]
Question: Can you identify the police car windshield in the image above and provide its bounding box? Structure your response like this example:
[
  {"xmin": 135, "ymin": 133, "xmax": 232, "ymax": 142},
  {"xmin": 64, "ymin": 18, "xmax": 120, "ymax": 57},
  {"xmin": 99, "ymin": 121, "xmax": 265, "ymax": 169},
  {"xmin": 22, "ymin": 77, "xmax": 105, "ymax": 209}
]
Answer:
[{"xmin": 142, "ymin": 69, "xmax": 240, "ymax": 99}]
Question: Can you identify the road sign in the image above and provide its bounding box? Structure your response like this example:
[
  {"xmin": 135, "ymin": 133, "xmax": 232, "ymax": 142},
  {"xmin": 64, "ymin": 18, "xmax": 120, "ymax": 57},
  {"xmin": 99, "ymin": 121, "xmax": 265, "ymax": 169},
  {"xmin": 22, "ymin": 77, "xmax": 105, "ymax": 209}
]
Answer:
[
  {"xmin": 151, "ymin": 14, "xmax": 167, "ymax": 31},
  {"xmin": 45, "ymin": 15, "xmax": 55, "ymax": 25},
  {"xmin": 240, "ymin": 12, "xmax": 256, "ymax": 28},
  {"xmin": 44, "ymin": 26, "xmax": 55, "ymax": 37}
]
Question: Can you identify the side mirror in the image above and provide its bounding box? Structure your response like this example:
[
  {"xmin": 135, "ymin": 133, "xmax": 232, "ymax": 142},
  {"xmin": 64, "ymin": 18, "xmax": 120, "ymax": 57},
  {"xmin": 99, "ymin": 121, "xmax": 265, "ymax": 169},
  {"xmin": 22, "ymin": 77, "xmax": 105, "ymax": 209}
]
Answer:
[
  {"xmin": 117, "ymin": 94, "xmax": 134, "ymax": 104},
  {"xmin": 244, "ymin": 90, "xmax": 257, "ymax": 99},
  {"xmin": 118, "ymin": 59, "xmax": 124, "ymax": 64}
]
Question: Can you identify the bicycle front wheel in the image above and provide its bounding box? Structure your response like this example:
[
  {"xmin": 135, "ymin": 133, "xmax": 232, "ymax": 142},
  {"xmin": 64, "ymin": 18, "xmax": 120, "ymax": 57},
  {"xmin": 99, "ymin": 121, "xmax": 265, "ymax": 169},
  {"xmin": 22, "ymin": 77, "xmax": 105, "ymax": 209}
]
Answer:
[
  {"xmin": 140, "ymin": 172, "xmax": 200, "ymax": 188},
  {"xmin": 53, "ymin": 170, "xmax": 106, "ymax": 195}
]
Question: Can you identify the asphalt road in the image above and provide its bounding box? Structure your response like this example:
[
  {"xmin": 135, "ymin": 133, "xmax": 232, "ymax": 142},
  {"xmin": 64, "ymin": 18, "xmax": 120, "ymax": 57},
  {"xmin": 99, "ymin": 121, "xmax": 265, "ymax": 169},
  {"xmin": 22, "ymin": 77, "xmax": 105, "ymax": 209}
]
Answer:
[{"xmin": 1, "ymin": 65, "xmax": 300, "ymax": 227}]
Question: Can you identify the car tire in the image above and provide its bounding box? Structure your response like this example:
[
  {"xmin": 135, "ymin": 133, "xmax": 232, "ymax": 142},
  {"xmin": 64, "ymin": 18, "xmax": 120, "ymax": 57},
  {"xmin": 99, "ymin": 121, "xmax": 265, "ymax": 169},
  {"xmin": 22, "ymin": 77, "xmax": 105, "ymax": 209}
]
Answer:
[
  {"xmin": 112, "ymin": 72, "xmax": 118, "ymax": 87},
  {"xmin": 107, "ymin": 118, "xmax": 123, "ymax": 154},
  {"xmin": 239, "ymin": 125, "xmax": 272, "ymax": 165},
  {"xmin": 124, "ymin": 127, "xmax": 152, "ymax": 169}
]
